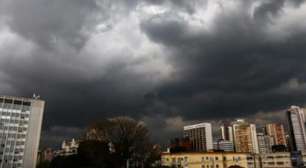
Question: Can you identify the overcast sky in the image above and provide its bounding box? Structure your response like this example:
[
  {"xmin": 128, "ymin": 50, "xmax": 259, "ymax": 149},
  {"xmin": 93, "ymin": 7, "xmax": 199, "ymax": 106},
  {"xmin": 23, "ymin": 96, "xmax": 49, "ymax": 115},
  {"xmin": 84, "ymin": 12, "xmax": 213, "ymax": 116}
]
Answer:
[{"xmin": 1, "ymin": 0, "xmax": 306, "ymax": 147}]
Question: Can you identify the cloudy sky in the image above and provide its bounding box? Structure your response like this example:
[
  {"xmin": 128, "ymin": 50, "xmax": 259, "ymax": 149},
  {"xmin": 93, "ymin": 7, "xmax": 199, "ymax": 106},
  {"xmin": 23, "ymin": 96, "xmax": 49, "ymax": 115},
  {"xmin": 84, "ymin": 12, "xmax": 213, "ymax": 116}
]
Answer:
[{"xmin": 1, "ymin": 0, "xmax": 306, "ymax": 147}]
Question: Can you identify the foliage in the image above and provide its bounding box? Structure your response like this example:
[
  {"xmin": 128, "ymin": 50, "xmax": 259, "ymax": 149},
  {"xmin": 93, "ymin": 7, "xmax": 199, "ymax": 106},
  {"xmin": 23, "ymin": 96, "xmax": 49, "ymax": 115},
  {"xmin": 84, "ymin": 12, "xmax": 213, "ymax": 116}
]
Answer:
[{"xmin": 50, "ymin": 116, "xmax": 161, "ymax": 168}]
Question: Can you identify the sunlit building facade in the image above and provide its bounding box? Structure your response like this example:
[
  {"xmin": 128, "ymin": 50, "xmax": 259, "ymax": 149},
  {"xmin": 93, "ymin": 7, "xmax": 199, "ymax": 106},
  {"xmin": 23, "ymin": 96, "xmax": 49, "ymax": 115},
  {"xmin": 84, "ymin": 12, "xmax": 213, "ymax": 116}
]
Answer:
[
  {"xmin": 266, "ymin": 123, "xmax": 286, "ymax": 146},
  {"xmin": 184, "ymin": 123, "xmax": 213, "ymax": 152},
  {"xmin": 233, "ymin": 119, "xmax": 259, "ymax": 153},
  {"xmin": 0, "ymin": 96, "xmax": 45, "ymax": 168}
]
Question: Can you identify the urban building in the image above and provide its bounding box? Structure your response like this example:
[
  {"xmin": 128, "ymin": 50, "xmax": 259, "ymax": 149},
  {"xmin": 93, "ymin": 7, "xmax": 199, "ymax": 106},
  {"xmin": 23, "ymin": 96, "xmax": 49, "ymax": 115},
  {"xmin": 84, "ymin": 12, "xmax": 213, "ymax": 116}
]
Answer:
[
  {"xmin": 266, "ymin": 123, "xmax": 286, "ymax": 146},
  {"xmin": 232, "ymin": 119, "xmax": 259, "ymax": 153},
  {"xmin": 257, "ymin": 133, "xmax": 273, "ymax": 154},
  {"xmin": 221, "ymin": 123, "xmax": 234, "ymax": 142},
  {"xmin": 0, "ymin": 96, "xmax": 45, "ymax": 168},
  {"xmin": 183, "ymin": 123, "xmax": 213, "ymax": 152},
  {"xmin": 54, "ymin": 139, "xmax": 79, "ymax": 157},
  {"xmin": 287, "ymin": 105, "xmax": 306, "ymax": 152},
  {"xmin": 213, "ymin": 139, "xmax": 234, "ymax": 152},
  {"xmin": 261, "ymin": 152, "xmax": 292, "ymax": 168},
  {"xmin": 169, "ymin": 137, "xmax": 192, "ymax": 153},
  {"xmin": 161, "ymin": 152, "xmax": 261, "ymax": 168}
]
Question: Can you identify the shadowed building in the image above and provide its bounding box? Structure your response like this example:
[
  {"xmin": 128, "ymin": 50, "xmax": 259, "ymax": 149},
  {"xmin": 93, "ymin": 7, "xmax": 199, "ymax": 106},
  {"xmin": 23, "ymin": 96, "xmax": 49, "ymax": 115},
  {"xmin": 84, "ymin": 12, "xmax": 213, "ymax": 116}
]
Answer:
[
  {"xmin": 0, "ymin": 96, "xmax": 45, "ymax": 168},
  {"xmin": 287, "ymin": 105, "xmax": 306, "ymax": 152}
]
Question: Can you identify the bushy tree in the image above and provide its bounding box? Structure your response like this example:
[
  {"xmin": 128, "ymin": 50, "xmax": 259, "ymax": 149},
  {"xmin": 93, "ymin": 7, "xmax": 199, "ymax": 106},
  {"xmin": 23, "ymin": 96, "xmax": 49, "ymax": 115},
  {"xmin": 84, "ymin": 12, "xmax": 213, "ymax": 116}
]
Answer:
[
  {"xmin": 86, "ymin": 117, "xmax": 157, "ymax": 168},
  {"xmin": 51, "ymin": 117, "xmax": 161, "ymax": 168}
]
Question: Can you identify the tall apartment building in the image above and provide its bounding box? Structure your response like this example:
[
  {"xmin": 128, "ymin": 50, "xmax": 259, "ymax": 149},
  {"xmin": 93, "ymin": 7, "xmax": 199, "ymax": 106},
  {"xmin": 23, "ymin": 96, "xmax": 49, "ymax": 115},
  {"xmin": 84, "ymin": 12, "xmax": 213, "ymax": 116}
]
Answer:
[
  {"xmin": 0, "ymin": 96, "xmax": 45, "ymax": 168},
  {"xmin": 221, "ymin": 123, "xmax": 233, "ymax": 142},
  {"xmin": 287, "ymin": 105, "xmax": 306, "ymax": 152},
  {"xmin": 257, "ymin": 132, "xmax": 273, "ymax": 154},
  {"xmin": 183, "ymin": 123, "xmax": 213, "ymax": 152},
  {"xmin": 266, "ymin": 123, "xmax": 286, "ymax": 146},
  {"xmin": 232, "ymin": 119, "xmax": 259, "ymax": 153}
]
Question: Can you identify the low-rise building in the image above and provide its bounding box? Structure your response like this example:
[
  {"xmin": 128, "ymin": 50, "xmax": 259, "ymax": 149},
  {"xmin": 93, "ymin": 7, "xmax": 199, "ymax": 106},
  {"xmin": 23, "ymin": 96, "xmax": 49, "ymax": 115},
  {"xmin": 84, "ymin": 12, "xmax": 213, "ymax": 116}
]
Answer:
[
  {"xmin": 161, "ymin": 152, "xmax": 261, "ymax": 168},
  {"xmin": 213, "ymin": 140, "xmax": 234, "ymax": 152},
  {"xmin": 54, "ymin": 139, "xmax": 79, "ymax": 157},
  {"xmin": 261, "ymin": 152, "xmax": 292, "ymax": 168}
]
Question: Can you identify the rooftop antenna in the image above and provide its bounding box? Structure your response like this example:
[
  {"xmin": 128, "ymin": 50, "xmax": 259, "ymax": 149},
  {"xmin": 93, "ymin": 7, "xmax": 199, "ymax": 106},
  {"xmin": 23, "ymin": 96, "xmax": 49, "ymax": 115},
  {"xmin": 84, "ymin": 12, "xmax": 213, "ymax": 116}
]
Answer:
[{"xmin": 33, "ymin": 93, "xmax": 40, "ymax": 99}]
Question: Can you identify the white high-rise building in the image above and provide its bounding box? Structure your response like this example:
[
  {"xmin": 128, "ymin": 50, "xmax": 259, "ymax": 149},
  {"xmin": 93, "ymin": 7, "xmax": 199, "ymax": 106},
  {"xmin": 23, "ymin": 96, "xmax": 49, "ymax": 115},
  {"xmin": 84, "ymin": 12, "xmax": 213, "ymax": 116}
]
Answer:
[
  {"xmin": 232, "ymin": 119, "xmax": 259, "ymax": 153},
  {"xmin": 287, "ymin": 105, "xmax": 306, "ymax": 152},
  {"xmin": 0, "ymin": 96, "xmax": 45, "ymax": 168},
  {"xmin": 183, "ymin": 123, "xmax": 213, "ymax": 151}
]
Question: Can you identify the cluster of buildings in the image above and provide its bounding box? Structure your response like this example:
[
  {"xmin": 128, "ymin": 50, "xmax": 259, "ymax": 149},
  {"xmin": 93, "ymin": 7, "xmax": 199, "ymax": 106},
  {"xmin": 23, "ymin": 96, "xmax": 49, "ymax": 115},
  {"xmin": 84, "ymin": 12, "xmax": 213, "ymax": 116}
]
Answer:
[
  {"xmin": 162, "ymin": 105, "xmax": 306, "ymax": 168},
  {"xmin": 38, "ymin": 139, "xmax": 79, "ymax": 163},
  {"xmin": 2, "ymin": 94, "xmax": 306, "ymax": 168}
]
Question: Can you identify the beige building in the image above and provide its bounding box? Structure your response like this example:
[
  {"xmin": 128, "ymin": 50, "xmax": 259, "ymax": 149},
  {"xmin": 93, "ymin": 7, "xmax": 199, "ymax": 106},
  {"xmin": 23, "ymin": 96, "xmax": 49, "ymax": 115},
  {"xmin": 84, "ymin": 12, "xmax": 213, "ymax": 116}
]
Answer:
[
  {"xmin": 261, "ymin": 152, "xmax": 292, "ymax": 168},
  {"xmin": 233, "ymin": 119, "xmax": 259, "ymax": 153},
  {"xmin": 161, "ymin": 152, "xmax": 261, "ymax": 168}
]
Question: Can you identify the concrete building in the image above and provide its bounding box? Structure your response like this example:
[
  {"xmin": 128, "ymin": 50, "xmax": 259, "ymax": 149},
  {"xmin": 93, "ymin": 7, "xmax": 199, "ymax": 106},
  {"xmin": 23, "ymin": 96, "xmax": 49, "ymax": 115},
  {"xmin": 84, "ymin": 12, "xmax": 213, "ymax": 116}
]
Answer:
[
  {"xmin": 257, "ymin": 133, "xmax": 273, "ymax": 154},
  {"xmin": 213, "ymin": 140, "xmax": 234, "ymax": 152},
  {"xmin": 232, "ymin": 119, "xmax": 259, "ymax": 153},
  {"xmin": 161, "ymin": 152, "xmax": 261, "ymax": 168},
  {"xmin": 0, "ymin": 96, "xmax": 45, "ymax": 168},
  {"xmin": 261, "ymin": 152, "xmax": 292, "ymax": 168},
  {"xmin": 54, "ymin": 139, "xmax": 79, "ymax": 157},
  {"xmin": 184, "ymin": 123, "xmax": 213, "ymax": 152},
  {"xmin": 221, "ymin": 124, "xmax": 234, "ymax": 142},
  {"xmin": 266, "ymin": 123, "xmax": 286, "ymax": 146},
  {"xmin": 287, "ymin": 106, "xmax": 306, "ymax": 152}
]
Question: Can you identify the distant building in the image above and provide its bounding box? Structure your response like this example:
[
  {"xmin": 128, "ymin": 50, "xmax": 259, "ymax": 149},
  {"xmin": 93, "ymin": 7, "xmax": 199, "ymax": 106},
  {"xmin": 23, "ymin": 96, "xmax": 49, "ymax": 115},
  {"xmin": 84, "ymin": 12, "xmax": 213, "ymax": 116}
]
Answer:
[
  {"xmin": 266, "ymin": 123, "xmax": 286, "ymax": 146},
  {"xmin": 261, "ymin": 152, "xmax": 292, "ymax": 168},
  {"xmin": 183, "ymin": 123, "xmax": 213, "ymax": 152},
  {"xmin": 232, "ymin": 119, "xmax": 259, "ymax": 153},
  {"xmin": 0, "ymin": 96, "xmax": 45, "ymax": 168},
  {"xmin": 221, "ymin": 123, "xmax": 234, "ymax": 142},
  {"xmin": 161, "ymin": 152, "xmax": 261, "ymax": 168},
  {"xmin": 213, "ymin": 139, "xmax": 234, "ymax": 152},
  {"xmin": 257, "ymin": 132, "xmax": 273, "ymax": 154},
  {"xmin": 55, "ymin": 139, "xmax": 79, "ymax": 157},
  {"xmin": 287, "ymin": 105, "xmax": 306, "ymax": 152}
]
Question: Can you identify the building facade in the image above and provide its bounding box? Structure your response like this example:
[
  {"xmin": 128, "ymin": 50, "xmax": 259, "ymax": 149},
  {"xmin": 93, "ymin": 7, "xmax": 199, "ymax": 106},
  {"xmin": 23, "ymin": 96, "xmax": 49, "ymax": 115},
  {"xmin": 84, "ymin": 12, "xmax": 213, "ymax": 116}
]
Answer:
[
  {"xmin": 0, "ymin": 96, "xmax": 45, "ymax": 168},
  {"xmin": 261, "ymin": 152, "xmax": 292, "ymax": 168},
  {"xmin": 266, "ymin": 123, "xmax": 286, "ymax": 146},
  {"xmin": 54, "ymin": 139, "xmax": 79, "ymax": 157},
  {"xmin": 161, "ymin": 152, "xmax": 261, "ymax": 168},
  {"xmin": 257, "ymin": 133, "xmax": 273, "ymax": 154},
  {"xmin": 184, "ymin": 123, "xmax": 213, "ymax": 152},
  {"xmin": 233, "ymin": 119, "xmax": 259, "ymax": 153},
  {"xmin": 213, "ymin": 140, "xmax": 234, "ymax": 152},
  {"xmin": 287, "ymin": 106, "xmax": 306, "ymax": 152},
  {"xmin": 221, "ymin": 124, "xmax": 234, "ymax": 142}
]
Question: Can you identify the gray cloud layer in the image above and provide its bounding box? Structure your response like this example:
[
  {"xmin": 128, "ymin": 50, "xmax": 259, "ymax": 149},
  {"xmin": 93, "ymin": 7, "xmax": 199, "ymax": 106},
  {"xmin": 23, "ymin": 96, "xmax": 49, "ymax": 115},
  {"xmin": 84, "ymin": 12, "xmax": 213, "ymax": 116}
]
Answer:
[{"xmin": 1, "ymin": 0, "xmax": 306, "ymax": 146}]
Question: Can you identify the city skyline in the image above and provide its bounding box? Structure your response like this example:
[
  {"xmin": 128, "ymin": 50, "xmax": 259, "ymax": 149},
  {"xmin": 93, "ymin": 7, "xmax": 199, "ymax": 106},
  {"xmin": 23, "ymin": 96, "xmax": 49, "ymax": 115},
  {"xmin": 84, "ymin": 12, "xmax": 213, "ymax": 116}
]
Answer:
[{"xmin": 1, "ymin": 0, "xmax": 306, "ymax": 148}]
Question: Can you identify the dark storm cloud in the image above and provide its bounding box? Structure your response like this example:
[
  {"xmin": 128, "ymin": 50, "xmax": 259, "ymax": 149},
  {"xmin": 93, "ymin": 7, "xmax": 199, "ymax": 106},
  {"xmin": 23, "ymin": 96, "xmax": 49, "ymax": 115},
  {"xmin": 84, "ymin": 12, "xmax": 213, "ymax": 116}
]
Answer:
[
  {"xmin": 140, "ymin": 0, "xmax": 306, "ymax": 119},
  {"xmin": 1, "ymin": 0, "xmax": 306, "ymax": 146}
]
